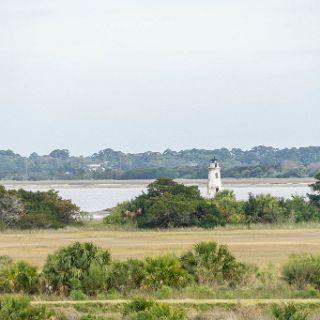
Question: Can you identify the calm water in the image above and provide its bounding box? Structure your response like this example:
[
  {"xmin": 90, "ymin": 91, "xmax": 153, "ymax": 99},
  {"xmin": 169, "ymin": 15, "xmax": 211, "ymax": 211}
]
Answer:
[{"xmin": 21, "ymin": 185, "xmax": 311, "ymax": 212}]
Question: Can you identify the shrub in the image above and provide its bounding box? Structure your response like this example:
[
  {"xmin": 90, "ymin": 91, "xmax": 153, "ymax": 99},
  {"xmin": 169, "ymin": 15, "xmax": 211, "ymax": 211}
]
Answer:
[
  {"xmin": 0, "ymin": 260, "xmax": 39, "ymax": 294},
  {"xmin": 15, "ymin": 189, "xmax": 80, "ymax": 229},
  {"xmin": 82, "ymin": 263, "xmax": 108, "ymax": 295},
  {"xmin": 282, "ymin": 253, "xmax": 320, "ymax": 289},
  {"xmin": 142, "ymin": 254, "xmax": 192, "ymax": 290},
  {"xmin": 107, "ymin": 259, "xmax": 145, "ymax": 292},
  {"xmin": 180, "ymin": 241, "xmax": 248, "ymax": 286},
  {"xmin": 154, "ymin": 285, "xmax": 173, "ymax": 299},
  {"xmin": 104, "ymin": 201, "xmax": 132, "ymax": 225},
  {"xmin": 243, "ymin": 193, "xmax": 286, "ymax": 224},
  {"xmin": 42, "ymin": 242, "xmax": 111, "ymax": 295},
  {"xmin": 105, "ymin": 178, "xmax": 226, "ymax": 229},
  {"xmin": 70, "ymin": 289, "xmax": 87, "ymax": 300},
  {"xmin": 272, "ymin": 303, "xmax": 308, "ymax": 320},
  {"xmin": 124, "ymin": 297, "xmax": 186, "ymax": 320},
  {"xmin": 80, "ymin": 315, "xmax": 99, "ymax": 320},
  {"xmin": 0, "ymin": 295, "xmax": 53, "ymax": 320}
]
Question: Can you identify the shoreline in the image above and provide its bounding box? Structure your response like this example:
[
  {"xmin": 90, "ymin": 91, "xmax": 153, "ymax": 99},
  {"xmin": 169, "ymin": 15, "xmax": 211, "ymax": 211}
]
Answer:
[{"xmin": 0, "ymin": 178, "xmax": 314, "ymax": 189}]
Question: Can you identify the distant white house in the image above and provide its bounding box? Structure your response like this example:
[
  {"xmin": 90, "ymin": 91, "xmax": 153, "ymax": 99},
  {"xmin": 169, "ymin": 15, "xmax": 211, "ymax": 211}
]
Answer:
[{"xmin": 87, "ymin": 164, "xmax": 105, "ymax": 172}]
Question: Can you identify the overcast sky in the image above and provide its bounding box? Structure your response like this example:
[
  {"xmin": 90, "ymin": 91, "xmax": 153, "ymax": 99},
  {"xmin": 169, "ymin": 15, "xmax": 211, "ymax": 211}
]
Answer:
[{"xmin": 1, "ymin": 0, "xmax": 319, "ymax": 156}]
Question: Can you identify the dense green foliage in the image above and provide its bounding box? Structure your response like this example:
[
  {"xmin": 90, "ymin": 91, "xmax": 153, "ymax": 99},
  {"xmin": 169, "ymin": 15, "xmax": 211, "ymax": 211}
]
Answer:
[
  {"xmin": 42, "ymin": 242, "xmax": 111, "ymax": 295},
  {"xmin": 105, "ymin": 178, "xmax": 320, "ymax": 228},
  {"xmin": 0, "ymin": 242, "xmax": 320, "ymax": 319},
  {"xmin": 1, "ymin": 146, "xmax": 320, "ymax": 180},
  {"xmin": 0, "ymin": 296, "xmax": 53, "ymax": 320},
  {"xmin": 308, "ymin": 172, "xmax": 320, "ymax": 207},
  {"xmin": 105, "ymin": 178, "xmax": 226, "ymax": 228},
  {"xmin": 0, "ymin": 257, "xmax": 39, "ymax": 294},
  {"xmin": 0, "ymin": 241, "xmax": 254, "ymax": 297},
  {"xmin": 0, "ymin": 185, "xmax": 80, "ymax": 229},
  {"xmin": 282, "ymin": 253, "xmax": 320, "ymax": 290},
  {"xmin": 124, "ymin": 297, "xmax": 186, "ymax": 320},
  {"xmin": 271, "ymin": 303, "xmax": 308, "ymax": 320},
  {"xmin": 180, "ymin": 241, "xmax": 251, "ymax": 286}
]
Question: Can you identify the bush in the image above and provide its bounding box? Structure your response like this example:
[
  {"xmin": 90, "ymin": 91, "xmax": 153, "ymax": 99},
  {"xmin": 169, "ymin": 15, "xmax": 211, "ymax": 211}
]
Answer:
[
  {"xmin": 0, "ymin": 260, "xmax": 39, "ymax": 294},
  {"xmin": 124, "ymin": 297, "xmax": 186, "ymax": 320},
  {"xmin": 82, "ymin": 263, "xmax": 108, "ymax": 295},
  {"xmin": 272, "ymin": 303, "xmax": 308, "ymax": 320},
  {"xmin": 0, "ymin": 185, "xmax": 80, "ymax": 229},
  {"xmin": 42, "ymin": 242, "xmax": 111, "ymax": 295},
  {"xmin": 15, "ymin": 189, "xmax": 80, "ymax": 229},
  {"xmin": 107, "ymin": 259, "xmax": 145, "ymax": 292},
  {"xmin": 142, "ymin": 254, "xmax": 192, "ymax": 290},
  {"xmin": 70, "ymin": 289, "xmax": 87, "ymax": 300},
  {"xmin": 0, "ymin": 295, "xmax": 53, "ymax": 320},
  {"xmin": 282, "ymin": 253, "xmax": 320, "ymax": 289},
  {"xmin": 104, "ymin": 201, "xmax": 132, "ymax": 225},
  {"xmin": 80, "ymin": 315, "xmax": 99, "ymax": 320},
  {"xmin": 180, "ymin": 241, "xmax": 249, "ymax": 286},
  {"xmin": 243, "ymin": 193, "xmax": 286, "ymax": 224},
  {"xmin": 105, "ymin": 178, "xmax": 226, "ymax": 229}
]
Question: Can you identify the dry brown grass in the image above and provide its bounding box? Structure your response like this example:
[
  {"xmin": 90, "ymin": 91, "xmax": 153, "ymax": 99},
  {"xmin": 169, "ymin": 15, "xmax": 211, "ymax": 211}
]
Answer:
[{"xmin": 1, "ymin": 226, "xmax": 320, "ymax": 267}]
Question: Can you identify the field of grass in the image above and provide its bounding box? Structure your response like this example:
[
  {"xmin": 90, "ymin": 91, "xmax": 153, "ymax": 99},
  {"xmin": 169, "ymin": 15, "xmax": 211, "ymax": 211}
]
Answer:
[
  {"xmin": 2, "ymin": 223, "xmax": 320, "ymax": 267},
  {"xmin": 29, "ymin": 298, "xmax": 320, "ymax": 320}
]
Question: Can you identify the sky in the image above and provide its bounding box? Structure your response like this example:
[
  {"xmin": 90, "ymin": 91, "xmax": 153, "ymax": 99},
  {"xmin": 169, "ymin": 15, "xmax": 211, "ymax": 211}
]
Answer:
[{"xmin": 1, "ymin": 0, "xmax": 319, "ymax": 156}]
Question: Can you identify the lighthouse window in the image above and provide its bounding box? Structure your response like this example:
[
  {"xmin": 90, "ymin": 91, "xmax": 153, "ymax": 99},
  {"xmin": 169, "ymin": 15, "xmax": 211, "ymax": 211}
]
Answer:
[{"xmin": 215, "ymin": 173, "xmax": 219, "ymax": 179}]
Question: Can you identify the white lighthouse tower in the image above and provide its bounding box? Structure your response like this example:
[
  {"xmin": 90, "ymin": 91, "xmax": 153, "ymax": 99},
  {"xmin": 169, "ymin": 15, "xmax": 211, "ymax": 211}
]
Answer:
[{"xmin": 207, "ymin": 157, "xmax": 222, "ymax": 198}]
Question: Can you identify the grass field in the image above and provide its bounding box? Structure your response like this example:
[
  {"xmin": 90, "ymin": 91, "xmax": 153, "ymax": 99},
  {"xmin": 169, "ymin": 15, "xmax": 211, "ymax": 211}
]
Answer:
[{"xmin": 2, "ymin": 224, "xmax": 320, "ymax": 267}]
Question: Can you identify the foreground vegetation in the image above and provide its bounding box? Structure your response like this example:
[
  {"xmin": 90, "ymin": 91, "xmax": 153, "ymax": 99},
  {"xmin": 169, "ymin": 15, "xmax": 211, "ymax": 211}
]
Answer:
[
  {"xmin": 2, "ymin": 146, "xmax": 320, "ymax": 180},
  {"xmin": 2, "ymin": 240, "xmax": 320, "ymax": 319},
  {"xmin": 105, "ymin": 175, "xmax": 320, "ymax": 228}
]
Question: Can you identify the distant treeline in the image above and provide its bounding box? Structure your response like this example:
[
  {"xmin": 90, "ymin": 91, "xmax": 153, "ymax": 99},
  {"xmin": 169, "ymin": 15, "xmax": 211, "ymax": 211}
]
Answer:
[{"xmin": 1, "ymin": 146, "xmax": 320, "ymax": 180}]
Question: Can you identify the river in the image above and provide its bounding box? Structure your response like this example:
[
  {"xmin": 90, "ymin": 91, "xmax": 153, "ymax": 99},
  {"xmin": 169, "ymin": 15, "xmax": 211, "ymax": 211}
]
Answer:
[{"xmin": 2, "ymin": 179, "xmax": 312, "ymax": 212}]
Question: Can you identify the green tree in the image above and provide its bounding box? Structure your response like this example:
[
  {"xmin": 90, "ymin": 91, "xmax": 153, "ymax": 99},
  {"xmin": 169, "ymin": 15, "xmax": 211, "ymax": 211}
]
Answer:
[
  {"xmin": 14, "ymin": 189, "xmax": 80, "ymax": 228},
  {"xmin": 243, "ymin": 193, "xmax": 286, "ymax": 224},
  {"xmin": 308, "ymin": 173, "xmax": 320, "ymax": 207}
]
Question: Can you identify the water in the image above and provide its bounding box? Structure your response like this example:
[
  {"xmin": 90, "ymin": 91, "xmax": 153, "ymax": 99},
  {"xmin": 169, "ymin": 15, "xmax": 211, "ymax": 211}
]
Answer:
[{"xmin": 20, "ymin": 185, "xmax": 310, "ymax": 212}]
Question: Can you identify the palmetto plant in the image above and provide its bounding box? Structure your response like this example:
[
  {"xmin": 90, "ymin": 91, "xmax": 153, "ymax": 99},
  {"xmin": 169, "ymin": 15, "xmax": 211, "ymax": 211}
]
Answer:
[
  {"xmin": 0, "ymin": 295, "xmax": 53, "ymax": 320},
  {"xmin": 142, "ymin": 254, "xmax": 191, "ymax": 290},
  {"xmin": 180, "ymin": 241, "xmax": 243, "ymax": 286},
  {"xmin": 272, "ymin": 303, "xmax": 308, "ymax": 320},
  {"xmin": 42, "ymin": 242, "xmax": 111, "ymax": 295},
  {"xmin": 0, "ymin": 260, "xmax": 39, "ymax": 294}
]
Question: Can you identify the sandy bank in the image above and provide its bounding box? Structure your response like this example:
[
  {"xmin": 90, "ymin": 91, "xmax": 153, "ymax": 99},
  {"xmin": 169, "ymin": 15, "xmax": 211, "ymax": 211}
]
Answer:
[{"xmin": 0, "ymin": 178, "xmax": 314, "ymax": 189}]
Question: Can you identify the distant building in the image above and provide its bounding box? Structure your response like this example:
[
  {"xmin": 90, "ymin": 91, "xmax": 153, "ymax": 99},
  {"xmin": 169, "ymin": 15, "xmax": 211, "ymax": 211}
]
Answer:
[
  {"xmin": 87, "ymin": 164, "xmax": 105, "ymax": 172},
  {"xmin": 207, "ymin": 157, "xmax": 222, "ymax": 197}
]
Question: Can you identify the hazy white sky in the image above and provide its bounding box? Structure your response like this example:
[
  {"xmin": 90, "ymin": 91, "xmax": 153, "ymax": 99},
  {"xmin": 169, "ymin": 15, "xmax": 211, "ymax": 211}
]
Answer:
[{"xmin": 1, "ymin": 0, "xmax": 319, "ymax": 155}]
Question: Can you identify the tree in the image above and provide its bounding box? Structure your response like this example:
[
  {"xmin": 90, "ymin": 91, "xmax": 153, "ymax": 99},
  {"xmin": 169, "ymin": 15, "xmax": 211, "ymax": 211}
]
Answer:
[
  {"xmin": 49, "ymin": 149, "xmax": 70, "ymax": 159},
  {"xmin": 0, "ymin": 186, "xmax": 24, "ymax": 228},
  {"xmin": 308, "ymin": 173, "xmax": 320, "ymax": 207},
  {"xmin": 146, "ymin": 177, "xmax": 201, "ymax": 199},
  {"xmin": 15, "ymin": 189, "xmax": 80, "ymax": 228},
  {"xmin": 243, "ymin": 193, "xmax": 285, "ymax": 224}
]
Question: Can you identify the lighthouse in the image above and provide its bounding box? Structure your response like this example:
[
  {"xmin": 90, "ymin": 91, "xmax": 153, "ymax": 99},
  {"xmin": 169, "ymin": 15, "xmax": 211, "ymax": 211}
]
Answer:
[{"xmin": 207, "ymin": 157, "xmax": 222, "ymax": 197}]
